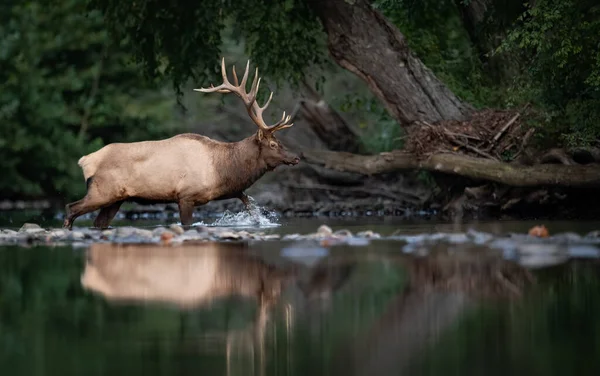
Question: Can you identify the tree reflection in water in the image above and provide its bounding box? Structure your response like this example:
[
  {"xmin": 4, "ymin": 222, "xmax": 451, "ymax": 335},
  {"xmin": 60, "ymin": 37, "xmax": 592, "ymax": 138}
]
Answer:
[{"xmin": 0, "ymin": 240, "xmax": 599, "ymax": 375}]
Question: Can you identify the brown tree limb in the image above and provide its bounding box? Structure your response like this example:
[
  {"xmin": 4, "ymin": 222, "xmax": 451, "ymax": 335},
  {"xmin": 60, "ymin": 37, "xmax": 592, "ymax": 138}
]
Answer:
[
  {"xmin": 290, "ymin": 95, "xmax": 362, "ymax": 152},
  {"xmin": 301, "ymin": 149, "xmax": 600, "ymax": 187},
  {"xmin": 307, "ymin": 0, "xmax": 473, "ymax": 124},
  {"xmin": 492, "ymin": 113, "xmax": 520, "ymax": 144}
]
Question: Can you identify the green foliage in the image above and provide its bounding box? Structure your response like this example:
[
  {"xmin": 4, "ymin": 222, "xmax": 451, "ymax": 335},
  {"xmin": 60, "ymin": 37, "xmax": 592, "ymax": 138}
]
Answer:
[
  {"xmin": 90, "ymin": 0, "xmax": 329, "ymax": 93},
  {"xmin": 0, "ymin": 0, "xmax": 180, "ymax": 201},
  {"xmin": 338, "ymin": 95, "xmax": 404, "ymax": 153},
  {"xmin": 500, "ymin": 0, "xmax": 600, "ymax": 147},
  {"xmin": 373, "ymin": 0, "xmax": 502, "ymax": 108}
]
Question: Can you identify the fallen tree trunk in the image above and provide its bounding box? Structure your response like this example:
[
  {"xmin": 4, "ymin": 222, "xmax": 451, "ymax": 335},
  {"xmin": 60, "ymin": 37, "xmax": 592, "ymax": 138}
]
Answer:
[{"xmin": 302, "ymin": 149, "xmax": 600, "ymax": 188}]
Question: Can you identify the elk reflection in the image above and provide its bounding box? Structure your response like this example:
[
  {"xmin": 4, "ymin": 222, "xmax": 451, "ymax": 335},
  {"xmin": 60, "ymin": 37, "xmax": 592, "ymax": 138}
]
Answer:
[
  {"xmin": 81, "ymin": 241, "xmax": 296, "ymax": 309},
  {"xmin": 81, "ymin": 241, "xmax": 299, "ymax": 376}
]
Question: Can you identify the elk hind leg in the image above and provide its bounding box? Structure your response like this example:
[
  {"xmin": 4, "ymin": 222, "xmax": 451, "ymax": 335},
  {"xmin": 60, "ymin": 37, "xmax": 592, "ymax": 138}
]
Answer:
[
  {"xmin": 93, "ymin": 200, "xmax": 124, "ymax": 229},
  {"xmin": 63, "ymin": 176, "xmax": 118, "ymax": 230}
]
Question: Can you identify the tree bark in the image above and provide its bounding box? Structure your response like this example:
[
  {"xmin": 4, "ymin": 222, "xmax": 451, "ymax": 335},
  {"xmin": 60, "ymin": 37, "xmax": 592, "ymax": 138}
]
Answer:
[
  {"xmin": 454, "ymin": 0, "xmax": 524, "ymax": 82},
  {"xmin": 290, "ymin": 80, "xmax": 363, "ymax": 153},
  {"xmin": 308, "ymin": 0, "xmax": 474, "ymax": 125},
  {"xmin": 302, "ymin": 149, "xmax": 600, "ymax": 188}
]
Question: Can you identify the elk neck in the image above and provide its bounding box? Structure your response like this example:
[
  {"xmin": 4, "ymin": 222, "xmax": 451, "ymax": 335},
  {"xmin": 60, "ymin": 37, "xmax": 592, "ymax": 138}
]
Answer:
[{"xmin": 214, "ymin": 134, "xmax": 270, "ymax": 196}]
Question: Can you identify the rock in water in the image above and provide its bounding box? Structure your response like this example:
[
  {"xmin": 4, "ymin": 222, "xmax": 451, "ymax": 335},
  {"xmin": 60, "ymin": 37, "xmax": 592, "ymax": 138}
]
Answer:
[
  {"xmin": 317, "ymin": 225, "xmax": 333, "ymax": 237},
  {"xmin": 19, "ymin": 223, "xmax": 44, "ymax": 233},
  {"xmin": 169, "ymin": 224, "xmax": 185, "ymax": 235}
]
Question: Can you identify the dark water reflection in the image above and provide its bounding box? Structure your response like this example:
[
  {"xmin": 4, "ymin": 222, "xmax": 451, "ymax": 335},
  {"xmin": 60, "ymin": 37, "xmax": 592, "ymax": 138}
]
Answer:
[{"xmin": 1, "ymin": 240, "xmax": 599, "ymax": 375}]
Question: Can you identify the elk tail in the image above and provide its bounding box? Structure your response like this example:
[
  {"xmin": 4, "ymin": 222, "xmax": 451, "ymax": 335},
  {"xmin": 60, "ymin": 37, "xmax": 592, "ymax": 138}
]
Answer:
[{"xmin": 77, "ymin": 153, "xmax": 99, "ymax": 180}]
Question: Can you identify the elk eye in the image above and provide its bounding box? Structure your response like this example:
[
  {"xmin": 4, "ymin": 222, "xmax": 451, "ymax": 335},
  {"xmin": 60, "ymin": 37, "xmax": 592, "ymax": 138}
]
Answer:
[{"xmin": 269, "ymin": 142, "xmax": 277, "ymax": 148}]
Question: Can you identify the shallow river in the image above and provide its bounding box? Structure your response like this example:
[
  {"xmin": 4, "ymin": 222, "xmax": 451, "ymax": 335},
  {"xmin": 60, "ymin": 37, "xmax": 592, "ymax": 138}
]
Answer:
[{"xmin": 1, "ymin": 213, "xmax": 600, "ymax": 375}]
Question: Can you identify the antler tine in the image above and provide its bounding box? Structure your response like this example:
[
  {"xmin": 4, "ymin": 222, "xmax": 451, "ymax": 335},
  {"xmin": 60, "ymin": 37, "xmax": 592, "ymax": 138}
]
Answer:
[
  {"xmin": 194, "ymin": 57, "xmax": 235, "ymax": 94},
  {"xmin": 259, "ymin": 91, "xmax": 274, "ymax": 111},
  {"xmin": 248, "ymin": 68, "xmax": 261, "ymax": 104},
  {"xmin": 194, "ymin": 57, "xmax": 295, "ymax": 134},
  {"xmin": 231, "ymin": 65, "xmax": 239, "ymax": 86},
  {"xmin": 240, "ymin": 60, "xmax": 250, "ymax": 92},
  {"xmin": 220, "ymin": 57, "xmax": 230, "ymax": 86},
  {"xmin": 266, "ymin": 111, "xmax": 294, "ymax": 133}
]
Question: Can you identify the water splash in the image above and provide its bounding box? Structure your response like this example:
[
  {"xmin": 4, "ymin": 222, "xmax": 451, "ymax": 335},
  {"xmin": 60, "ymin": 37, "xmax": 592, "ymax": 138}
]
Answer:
[{"xmin": 189, "ymin": 196, "xmax": 280, "ymax": 228}]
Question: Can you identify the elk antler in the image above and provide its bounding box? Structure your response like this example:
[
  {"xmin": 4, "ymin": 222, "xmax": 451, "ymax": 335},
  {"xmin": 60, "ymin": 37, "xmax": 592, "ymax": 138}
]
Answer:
[{"xmin": 194, "ymin": 58, "xmax": 294, "ymax": 136}]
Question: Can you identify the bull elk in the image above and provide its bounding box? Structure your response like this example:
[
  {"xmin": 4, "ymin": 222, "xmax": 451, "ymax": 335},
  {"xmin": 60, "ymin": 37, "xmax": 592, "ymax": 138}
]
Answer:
[{"xmin": 63, "ymin": 58, "xmax": 300, "ymax": 230}]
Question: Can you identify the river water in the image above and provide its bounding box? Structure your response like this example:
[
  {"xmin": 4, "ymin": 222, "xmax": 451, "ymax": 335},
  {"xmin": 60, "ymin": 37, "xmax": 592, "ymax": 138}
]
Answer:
[{"xmin": 1, "ymin": 213, "xmax": 600, "ymax": 375}]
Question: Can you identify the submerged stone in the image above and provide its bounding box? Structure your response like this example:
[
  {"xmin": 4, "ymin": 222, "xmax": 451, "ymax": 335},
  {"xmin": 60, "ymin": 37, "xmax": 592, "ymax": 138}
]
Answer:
[
  {"xmin": 169, "ymin": 224, "xmax": 184, "ymax": 235},
  {"xmin": 113, "ymin": 226, "xmax": 153, "ymax": 239},
  {"xmin": 357, "ymin": 230, "xmax": 381, "ymax": 239},
  {"xmin": 333, "ymin": 229, "xmax": 353, "ymax": 238},
  {"xmin": 19, "ymin": 223, "xmax": 44, "ymax": 233},
  {"xmin": 317, "ymin": 225, "xmax": 333, "ymax": 237},
  {"xmin": 69, "ymin": 231, "xmax": 86, "ymax": 241},
  {"xmin": 217, "ymin": 231, "xmax": 243, "ymax": 240},
  {"xmin": 585, "ymin": 230, "xmax": 600, "ymax": 239}
]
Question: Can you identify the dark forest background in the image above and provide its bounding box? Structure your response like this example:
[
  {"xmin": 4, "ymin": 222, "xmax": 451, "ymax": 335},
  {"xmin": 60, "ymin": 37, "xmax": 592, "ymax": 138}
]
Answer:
[{"xmin": 1, "ymin": 0, "xmax": 598, "ymax": 216}]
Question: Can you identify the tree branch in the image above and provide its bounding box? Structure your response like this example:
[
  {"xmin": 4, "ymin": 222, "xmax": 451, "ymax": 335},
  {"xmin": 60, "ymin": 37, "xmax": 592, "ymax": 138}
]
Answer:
[{"xmin": 301, "ymin": 149, "xmax": 600, "ymax": 188}]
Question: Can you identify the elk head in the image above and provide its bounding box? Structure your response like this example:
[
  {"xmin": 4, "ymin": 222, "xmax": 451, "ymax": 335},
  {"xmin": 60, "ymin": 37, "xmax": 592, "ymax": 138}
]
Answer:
[{"xmin": 194, "ymin": 58, "xmax": 300, "ymax": 170}]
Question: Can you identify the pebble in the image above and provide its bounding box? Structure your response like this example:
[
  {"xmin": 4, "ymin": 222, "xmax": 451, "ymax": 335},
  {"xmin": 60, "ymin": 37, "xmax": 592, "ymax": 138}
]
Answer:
[
  {"xmin": 316, "ymin": 225, "xmax": 333, "ymax": 237},
  {"xmin": 169, "ymin": 224, "xmax": 185, "ymax": 235},
  {"xmin": 49, "ymin": 229, "xmax": 67, "ymax": 239},
  {"xmin": 217, "ymin": 231, "xmax": 243, "ymax": 240},
  {"xmin": 152, "ymin": 227, "xmax": 168, "ymax": 236},
  {"xmin": 69, "ymin": 231, "xmax": 86, "ymax": 241},
  {"xmin": 357, "ymin": 230, "xmax": 381, "ymax": 239},
  {"xmin": 115, "ymin": 226, "xmax": 153, "ymax": 239},
  {"xmin": 19, "ymin": 223, "xmax": 44, "ymax": 233},
  {"xmin": 585, "ymin": 230, "xmax": 600, "ymax": 238},
  {"xmin": 334, "ymin": 229, "xmax": 353, "ymax": 238},
  {"xmin": 1, "ymin": 222, "xmax": 600, "ymax": 273}
]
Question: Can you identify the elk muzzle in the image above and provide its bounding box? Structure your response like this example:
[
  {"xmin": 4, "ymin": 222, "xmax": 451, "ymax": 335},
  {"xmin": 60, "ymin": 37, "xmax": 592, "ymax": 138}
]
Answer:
[{"xmin": 282, "ymin": 149, "xmax": 301, "ymax": 165}]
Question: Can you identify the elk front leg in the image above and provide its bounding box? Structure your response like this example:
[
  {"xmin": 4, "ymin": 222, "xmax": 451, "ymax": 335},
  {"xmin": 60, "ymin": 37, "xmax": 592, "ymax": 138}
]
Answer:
[
  {"xmin": 238, "ymin": 193, "xmax": 260, "ymax": 224},
  {"xmin": 178, "ymin": 200, "xmax": 195, "ymax": 226}
]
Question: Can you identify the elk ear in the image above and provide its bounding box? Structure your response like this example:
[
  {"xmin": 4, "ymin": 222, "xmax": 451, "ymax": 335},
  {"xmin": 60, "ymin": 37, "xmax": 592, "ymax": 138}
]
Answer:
[{"xmin": 257, "ymin": 129, "xmax": 264, "ymax": 142}]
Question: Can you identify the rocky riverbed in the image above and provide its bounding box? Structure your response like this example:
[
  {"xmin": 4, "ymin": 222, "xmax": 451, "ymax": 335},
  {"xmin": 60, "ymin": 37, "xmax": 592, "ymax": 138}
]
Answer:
[{"xmin": 2, "ymin": 223, "xmax": 600, "ymax": 268}]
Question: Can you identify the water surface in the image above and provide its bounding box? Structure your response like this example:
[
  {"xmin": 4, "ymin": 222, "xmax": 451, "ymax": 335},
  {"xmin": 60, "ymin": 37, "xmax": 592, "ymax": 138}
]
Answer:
[{"xmin": 1, "ymin": 218, "xmax": 600, "ymax": 375}]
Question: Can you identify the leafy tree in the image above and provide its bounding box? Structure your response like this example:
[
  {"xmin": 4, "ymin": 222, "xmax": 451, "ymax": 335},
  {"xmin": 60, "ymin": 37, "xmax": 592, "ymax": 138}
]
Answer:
[
  {"xmin": 0, "ymin": 0, "xmax": 181, "ymax": 201},
  {"xmin": 500, "ymin": 0, "xmax": 600, "ymax": 147}
]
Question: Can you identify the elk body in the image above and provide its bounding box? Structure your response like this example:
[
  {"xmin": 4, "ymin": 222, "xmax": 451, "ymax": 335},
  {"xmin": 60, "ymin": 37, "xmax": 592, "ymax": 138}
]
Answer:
[{"xmin": 63, "ymin": 58, "xmax": 300, "ymax": 230}]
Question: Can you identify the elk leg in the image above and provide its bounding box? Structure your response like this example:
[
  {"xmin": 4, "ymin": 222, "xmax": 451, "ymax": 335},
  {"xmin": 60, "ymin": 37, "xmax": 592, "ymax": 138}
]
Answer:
[
  {"xmin": 178, "ymin": 200, "xmax": 195, "ymax": 226},
  {"xmin": 93, "ymin": 201, "xmax": 124, "ymax": 229},
  {"xmin": 238, "ymin": 193, "xmax": 260, "ymax": 223},
  {"xmin": 63, "ymin": 197, "xmax": 114, "ymax": 230},
  {"xmin": 63, "ymin": 178, "xmax": 120, "ymax": 230}
]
